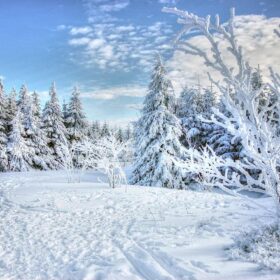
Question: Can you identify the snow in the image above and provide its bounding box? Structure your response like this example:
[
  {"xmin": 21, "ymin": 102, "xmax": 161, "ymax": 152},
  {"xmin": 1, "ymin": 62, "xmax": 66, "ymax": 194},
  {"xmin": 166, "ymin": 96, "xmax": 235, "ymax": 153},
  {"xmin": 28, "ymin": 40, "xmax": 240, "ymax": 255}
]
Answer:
[{"xmin": 0, "ymin": 170, "xmax": 279, "ymax": 280}]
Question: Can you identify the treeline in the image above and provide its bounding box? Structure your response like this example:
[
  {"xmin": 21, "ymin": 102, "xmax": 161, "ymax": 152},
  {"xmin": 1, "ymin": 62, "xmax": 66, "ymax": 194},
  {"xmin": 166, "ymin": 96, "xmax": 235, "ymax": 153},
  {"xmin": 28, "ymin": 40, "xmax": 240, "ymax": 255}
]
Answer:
[{"xmin": 0, "ymin": 82, "xmax": 132, "ymax": 172}]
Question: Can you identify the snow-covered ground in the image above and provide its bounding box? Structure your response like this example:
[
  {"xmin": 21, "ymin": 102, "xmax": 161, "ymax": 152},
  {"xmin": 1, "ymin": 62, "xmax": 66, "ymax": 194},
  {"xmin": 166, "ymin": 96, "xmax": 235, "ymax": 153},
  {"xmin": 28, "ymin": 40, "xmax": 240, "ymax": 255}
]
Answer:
[{"xmin": 0, "ymin": 170, "xmax": 279, "ymax": 280}]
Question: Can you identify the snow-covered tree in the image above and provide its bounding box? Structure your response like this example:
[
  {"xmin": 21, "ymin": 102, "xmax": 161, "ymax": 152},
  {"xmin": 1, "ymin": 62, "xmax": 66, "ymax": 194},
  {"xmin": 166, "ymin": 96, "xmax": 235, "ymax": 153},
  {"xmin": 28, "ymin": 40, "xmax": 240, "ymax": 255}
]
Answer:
[
  {"xmin": 0, "ymin": 81, "xmax": 8, "ymax": 171},
  {"xmin": 116, "ymin": 127, "xmax": 124, "ymax": 143},
  {"xmin": 164, "ymin": 7, "xmax": 280, "ymax": 219},
  {"xmin": 89, "ymin": 120, "xmax": 101, "ymax": 140},
  {"xmin": 177, "ymin": 86, "xmax": 216, "ymax": 149},
  {"xmin": 124, "ymin": 125, "xmax": 133, "ymax": 141},
  {"xmin": 32, "ymin": 91, "xmax": 41, "ymax": 119},
  {"xmin": 28, "ymin": 92, "xmax": 56, "ymax": 170},
  {"xmin": 130, "ymin": 55, "xmax": 186, "ymax": 188},
  {"xmin": 72, "ymin": 135, "xmax": 127, "ymax": 188},
  {"xmin": 42, "ymin": 83, "xmax": 69, "ymax": 168},
  {"xmin": 101, "ymin": 122, "xmax": 110, "ymax": 138},
  {"xmin": 62, "ymin": 99, "xmax": 68, "ymax": 122},
  {"xmin": 17, "ymin": 85, "xmax": 29, "ymax": 113},
  {"xmin": 7, "ymin": 110, "xmax": 32, "ymax": 171},
  {"xmin": 6, "ymin": 88, "xmax": 17, "ymax": 134},
  {"xmin": 65, "ymin": 86, "xmax": 87, "ymax": 145}
]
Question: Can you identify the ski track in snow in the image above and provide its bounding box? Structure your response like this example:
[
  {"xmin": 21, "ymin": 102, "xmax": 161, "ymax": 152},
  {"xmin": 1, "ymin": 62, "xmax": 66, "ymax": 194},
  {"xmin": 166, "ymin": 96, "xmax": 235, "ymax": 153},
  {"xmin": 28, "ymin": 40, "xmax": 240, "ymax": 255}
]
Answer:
[{"xmin": 0, "ymin": 171, "xmax": 279, "ymax": 280}]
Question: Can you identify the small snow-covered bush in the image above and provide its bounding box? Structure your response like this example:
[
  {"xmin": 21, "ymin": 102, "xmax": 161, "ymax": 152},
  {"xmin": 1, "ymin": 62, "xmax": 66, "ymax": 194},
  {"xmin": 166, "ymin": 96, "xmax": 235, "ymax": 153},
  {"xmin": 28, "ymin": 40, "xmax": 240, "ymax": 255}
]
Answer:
[{"xmin": 229, "ymin": 224, "xmax": 280, "ymax": 270}]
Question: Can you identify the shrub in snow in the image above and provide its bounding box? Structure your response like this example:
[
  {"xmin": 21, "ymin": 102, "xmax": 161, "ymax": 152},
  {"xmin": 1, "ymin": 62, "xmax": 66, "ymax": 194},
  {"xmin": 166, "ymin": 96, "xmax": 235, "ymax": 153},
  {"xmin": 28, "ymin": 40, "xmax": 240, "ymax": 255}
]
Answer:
[
  {"xmin": 130, "ymin": 55, "xmax": 186, "ymax": 188},
  {"xmin": 164, "ymin": 7, "xmax": 280, "ymax": 219},
  {"xmin": 229, "ymin": 224, "xmax": 280, "ymax": 270}
]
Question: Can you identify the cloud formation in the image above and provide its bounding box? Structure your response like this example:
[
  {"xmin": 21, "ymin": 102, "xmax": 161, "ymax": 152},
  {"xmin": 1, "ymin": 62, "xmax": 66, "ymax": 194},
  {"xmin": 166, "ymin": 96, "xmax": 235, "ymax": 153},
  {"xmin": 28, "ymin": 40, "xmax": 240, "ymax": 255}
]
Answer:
[
  {"xmin": 81, "ymin": 85, "xmax": 146, "ymax": 100},
  {"xmin": 166, "ymin": 15, "xmax": 280, "ymax": 94},
  {"xmin": 67, "ymin": 20, "xmax": 173, "ymax": 71},
  {"xmin": 84, "ymin": 0, "xmax": 130, "ymax": 23}
]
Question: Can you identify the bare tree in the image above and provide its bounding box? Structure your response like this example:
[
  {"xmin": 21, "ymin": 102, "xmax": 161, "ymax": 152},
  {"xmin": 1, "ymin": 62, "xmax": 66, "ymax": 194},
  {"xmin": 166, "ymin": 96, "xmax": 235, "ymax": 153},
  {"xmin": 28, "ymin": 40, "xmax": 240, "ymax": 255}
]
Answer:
[{"xmin": 72, "ymin": 135, "xmax": 127, "ymax": 188}]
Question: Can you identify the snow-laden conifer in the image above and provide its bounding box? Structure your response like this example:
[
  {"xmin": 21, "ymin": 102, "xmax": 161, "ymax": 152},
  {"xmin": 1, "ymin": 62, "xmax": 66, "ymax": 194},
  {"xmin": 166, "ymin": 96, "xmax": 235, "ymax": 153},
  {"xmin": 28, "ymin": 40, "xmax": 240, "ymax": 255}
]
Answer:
[
  {"xmin": 42, "ymin": 83, "xmax": 69, "ymax": 168},
  {"xmin": 65, "ymin": 87, "xmax": 87, "ymax": 144},
  {"xmin": 130, "ymin": 55, "xmax": 185, "ymax": 188},
  {"xmin": 0, "ymin": 81, "xmax": 8, "ymax": 171}
]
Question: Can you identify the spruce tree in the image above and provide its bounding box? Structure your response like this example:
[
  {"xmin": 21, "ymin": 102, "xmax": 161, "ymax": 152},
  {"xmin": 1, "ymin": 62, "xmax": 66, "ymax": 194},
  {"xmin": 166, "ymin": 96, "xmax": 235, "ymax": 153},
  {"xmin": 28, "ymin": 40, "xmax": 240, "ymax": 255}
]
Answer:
[
  {"xmin": 7, "ymin": 110, "xmax": 32, "ymax": 171},
  {"xmin": 130, "ymin": 55, "xmax": 185, "ymax": 188},
  {"xmin": 42, "ymin": 83, "xmax": 69, "ymax": 168},
  {"xmin": 116, "ymin": 127, "xmax": 124, "ymax": 143},
  {"xmin": 6, "ymin": 88, "xmax": 17, "ymax": 135},
  {"xmin": 0, "ymin": 81, "xmax": 8, "ymax": 171},
  {"xmin": 90, "ymin": 120, "xmax": 101, "ymax": 140},
  {"xmin": 65, "ymin": 87, "xmax": 87, "ymax": 145},
  {"xmin": 101, "ymin": 122, "xmax": 110, "ymax": 138},
  {"xmin": 28, "ymin": 92, "xmax": 56, "ymax": 170}
]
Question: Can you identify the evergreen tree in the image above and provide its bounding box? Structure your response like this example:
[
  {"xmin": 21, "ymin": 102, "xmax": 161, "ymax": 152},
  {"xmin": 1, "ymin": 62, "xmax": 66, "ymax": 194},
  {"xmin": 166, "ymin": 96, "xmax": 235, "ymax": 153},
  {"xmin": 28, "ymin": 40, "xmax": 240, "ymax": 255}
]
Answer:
[
  {"xmin": 65, "ymin": 86, "xmax": 87, "ymax": 144},
  {"xmin": 130, "ymin": 55, "xmax": 185, "ymax": 188},
  {"xmin": 116, "ymin": 127, "xmax": 124, "ymax": 143},
  {"xmin": 177, "ymin": 86, "xmax": 215, "ymax": 149},
  {"xmin": 6, "ymin": 88, "xmax": 17, "ymax": 134},
  {"xmin": 124, "ymin": 125, "xmax": 133, "ymax": 141},
  {"xmin": 32, "ymin": 91, "xmax": 41, "ymax": 119},
  {"xmin": 17, "ymin": 85, "xmax": 29, "ymax": 112},
  {"xmin": 62, "ymin": 99, "xmax": 68, "ymax": 126},
  {"xmin": 0, "ymin": 81, "xmax": 8, "ymax": 171},
  {"xmin": 89, "ymin": 120, "xmax": 101, "ymax": 140},
  {"xmin": 42, "ymin": 83, "xmax": 69, "ymax": 168},
  {"xmin": 101, "ymin": 122, "xmax": 110, "ymax": 138},
  {"xmin": 7, "ymin": 110, "xmax": 32, "ymax": 171},
  {"xmin": 28, "ymin": 92, "xmax": 56, "ymax": 170}
]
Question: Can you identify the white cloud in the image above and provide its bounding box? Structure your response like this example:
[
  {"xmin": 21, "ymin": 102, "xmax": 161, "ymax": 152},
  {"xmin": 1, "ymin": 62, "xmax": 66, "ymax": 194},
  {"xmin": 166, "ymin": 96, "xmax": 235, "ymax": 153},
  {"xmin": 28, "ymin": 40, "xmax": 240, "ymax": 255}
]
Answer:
[
  {"xmin": 167, "ymin": 15, "xmax": 280, "ymax": 95},
  {"xmin": 0, "ymin": 75, "xmax": 5, "ymax": 81},
  {"xmin": 68, "ymin": 37, "xmax": 91, "ymax": 46},
  {"xmin": 56, "ymin": 24, "xmax": 67, "ymax": 31},
  {"xmin": 84, "ymin": 0, "xmax": 130, "ymax": 23},
  {"xmin": 116, "ymin": 25, "xmax": 135, "ymax": 32},
  {"xmin": 81, "ymin": 85, "xmax": 146, "ymax": 100},
  {"xmin": 88, "ymin": 38, "xmax": 105, "ymax": 49},
  {"xmin": 69, "ymin": 26, "xmax": 93, "ymax": 35},
  {"xmin": 158, "ymin": 0, "xmax": 178, "ymax": 4},
  {"xmin": 99, "ymin": 1, "xmax": 129, "ymax": 12}
]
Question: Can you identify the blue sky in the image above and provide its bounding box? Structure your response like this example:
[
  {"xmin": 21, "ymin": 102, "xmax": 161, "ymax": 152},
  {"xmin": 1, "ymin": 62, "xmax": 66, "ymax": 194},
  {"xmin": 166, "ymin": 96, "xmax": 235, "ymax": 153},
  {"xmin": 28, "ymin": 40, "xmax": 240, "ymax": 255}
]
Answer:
[{"xmin": 0, "ymin": 0, "xmax": 279, "ymax": 124}]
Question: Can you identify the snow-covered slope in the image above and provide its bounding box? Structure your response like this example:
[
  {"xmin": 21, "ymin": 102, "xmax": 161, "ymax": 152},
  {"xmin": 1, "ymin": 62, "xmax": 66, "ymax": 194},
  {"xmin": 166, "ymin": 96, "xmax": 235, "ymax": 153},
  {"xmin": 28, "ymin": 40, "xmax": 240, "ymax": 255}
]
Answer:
[{"xmin": 0, "ymin": 171, "xmax": 278, "ymax": 280}]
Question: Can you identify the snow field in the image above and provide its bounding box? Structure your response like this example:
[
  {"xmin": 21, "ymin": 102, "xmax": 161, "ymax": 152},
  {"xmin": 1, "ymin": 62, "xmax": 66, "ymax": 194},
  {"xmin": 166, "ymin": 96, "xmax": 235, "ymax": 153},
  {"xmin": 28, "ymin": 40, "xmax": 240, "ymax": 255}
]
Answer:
[{"xmin": 0, "ymin": 170, "xmax": 279, "ymax": 280}]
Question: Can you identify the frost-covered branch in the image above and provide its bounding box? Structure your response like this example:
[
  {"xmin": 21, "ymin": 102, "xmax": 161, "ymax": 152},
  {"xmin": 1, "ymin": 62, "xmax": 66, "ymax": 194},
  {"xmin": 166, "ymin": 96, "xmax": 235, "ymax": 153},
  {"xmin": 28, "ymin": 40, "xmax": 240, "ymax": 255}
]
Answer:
[
  {"xmin": 164, "ymin": 7, "xmax": 280, "ymax": 219},
  {"xmin": 72, "ymin": 135, "xmax": 127, "ymax": 188}
]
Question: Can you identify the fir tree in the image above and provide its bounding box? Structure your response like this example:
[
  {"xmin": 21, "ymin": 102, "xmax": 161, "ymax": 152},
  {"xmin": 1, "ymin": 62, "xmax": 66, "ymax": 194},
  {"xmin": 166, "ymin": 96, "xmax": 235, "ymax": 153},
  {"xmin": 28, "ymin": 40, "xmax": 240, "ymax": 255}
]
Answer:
[
  {"xmin": 62, "ymin": 99, "xmax": 68, "ymax": 126},
  {"xmin": 0, "ymin": 81, "xmax": 8, "ymax": 171},
  {"xmin": 124, "ymin": 125, "xmax": 133, "ymax": 141},
  {"xmin": 90, "ymin": 120, "xmax": 101, "ymax": 140},
  {"xmin": 65, "ymin": 86, "xmax": 87, "ymax": 144},
  {"xmin": 42, "ymin": 82, "xmax": 69, "ymax": 168},
  {"xmin": 130, "ymin": 55, "xmax": 185, "ymax": 188},
  {"xmin": 7, "ymin": 110, "xmax": 32, "ymax": 171},
  {"xmin": 6, "ymin": 88, "xmax": 17, "ymax": 134},
  {"xmin": 17, "ymin": 85, "xmax": 29, "ymax": 113},
  {"xmin": 101, "ymin": 122, "xmax": 110, "ymax": 138},
  {"xmin": 116, "ymin": 127, "xmax": 124, "ymax": 143}
]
